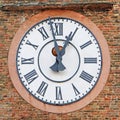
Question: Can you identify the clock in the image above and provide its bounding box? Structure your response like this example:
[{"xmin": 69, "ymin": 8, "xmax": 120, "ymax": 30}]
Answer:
[{"xmin": 8, "ymin": 10, "xmax": 110, "ymax": 113}]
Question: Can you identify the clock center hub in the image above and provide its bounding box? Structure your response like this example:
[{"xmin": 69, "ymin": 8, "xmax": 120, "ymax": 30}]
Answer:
[
  {"xmin": 52, "ymin": 45, "xmax": 63, "ymax": 56},
  {"xmin": 38, "ymin": 40, "xmax": 80, "ymax": 83}
]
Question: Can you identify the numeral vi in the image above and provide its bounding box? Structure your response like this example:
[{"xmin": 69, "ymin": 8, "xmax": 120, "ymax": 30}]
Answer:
[{"xmin": 56, "ymin": 86, "xmax": 63, "ymax": 100}]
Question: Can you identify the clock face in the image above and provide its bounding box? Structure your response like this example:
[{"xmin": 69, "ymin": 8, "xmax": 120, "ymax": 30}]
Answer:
[
  {"xmin": 16, "ymin": 17, "xmax": 102, "ymax": 105},
  {"xmin": 8, "ymin": 10, "xmax": 110, "ymax": 113}
]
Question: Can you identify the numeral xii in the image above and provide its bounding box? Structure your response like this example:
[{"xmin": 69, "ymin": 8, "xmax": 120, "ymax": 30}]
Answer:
[{"xmin": 54, "ymin": 23, "xmax": 63, "ymax": 36}]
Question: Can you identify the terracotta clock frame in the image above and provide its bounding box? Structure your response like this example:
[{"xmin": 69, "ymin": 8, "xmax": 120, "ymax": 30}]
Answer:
[{"xmin": 8, "ymin": 10, "xmax": 110, "ymax": 113}]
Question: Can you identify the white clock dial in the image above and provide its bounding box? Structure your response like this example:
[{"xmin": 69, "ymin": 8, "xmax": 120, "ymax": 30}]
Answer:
[{"xmin": 16, "ymin": 17, "xmax": 102, "ymax": 105}]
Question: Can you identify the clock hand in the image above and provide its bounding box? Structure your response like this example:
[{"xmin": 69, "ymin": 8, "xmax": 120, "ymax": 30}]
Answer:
[
  {"xmin": 60, "ymin": 27, "xmax": 78, "ymax": 56},
  {"xmin": 51, "ymin": 28, "xmax": 78, "ymax": 72},
  {"xmin": 48, "ymin": 17, "xmax": 59, "ymax": 57},
  {"xmin": 50, "ymin": 56, "xmax": 65, "ymax": 72},
  {"xmin": 60, "ymin": 32, "xmax": 72, "ymax": 56},
  {"xmin": 51, "ymin": 27, "xmax": 78, "ymax": 72},
  {"xmin": 48, "ymin": 17, "xmax": 66, "ymax": 72}
]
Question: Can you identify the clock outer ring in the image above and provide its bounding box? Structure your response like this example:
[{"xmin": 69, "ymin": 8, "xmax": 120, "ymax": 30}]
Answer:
[{"xmin": 8, "ymin": 10, "xmax": 110, "ymax": 113}]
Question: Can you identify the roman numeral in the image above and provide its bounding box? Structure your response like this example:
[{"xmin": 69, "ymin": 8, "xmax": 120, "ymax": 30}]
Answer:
[
  {"xmin": 38, "ymin": 27, "xmax": 49, "ymax": 40},
  {"xmin": 54, "ymin": 23, "xmax": 63, "ymax": 36},
  {"xmin": 70, "ymin": 27, "xmax": 78, "ymax": 40},
  {"xmin": 26, "ymin": 40, "xmax": 38, "ymax": 50},
  {"xmin": 56, "ymin": 86, "xmax": 63, "ymax": 100},
  {"xmin": 80, "ymin": 71, "xmax": 93, "ymax": 83},
  {"xmin": 84, "ymin": 57, "xmax": 97, "ymax": 64},
  {"xmin": 80, "ymin": 40, "xmax": 92, "ymax": 49},
  {"xmin": 37, "ymin": 81, "xmax": 48, "ymax": 96},
  {"xmin": 24, "ymin": 69, "xmax": 38, "ymax": 84},
  {"xmin": 66, "ymin": 27, "xmax": 78, "ymax": 41},
  {"xmin": 72, "ymin": 83, "xmax": 80, "ymax": 96},
  {"xmin": 21, "ymin": 57, "xmax": 34, "ymax": 64}
]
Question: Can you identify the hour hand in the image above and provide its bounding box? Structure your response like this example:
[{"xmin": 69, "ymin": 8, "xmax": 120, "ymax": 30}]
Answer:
[
  {"xmin": 50, "ymin": 32, "xmax": 73, "ymax": 72},
  {"xmin": 60, "ymin": 27, "xmax": 78, "ymax": 56}
]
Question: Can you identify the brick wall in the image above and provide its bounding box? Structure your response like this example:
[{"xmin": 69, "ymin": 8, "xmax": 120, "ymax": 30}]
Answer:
[{"xmin": 0, "ymin": 0, "xmax": 120, "ymax": 119}]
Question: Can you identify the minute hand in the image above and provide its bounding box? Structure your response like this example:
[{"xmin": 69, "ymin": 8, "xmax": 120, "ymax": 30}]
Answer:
[
  {"xmin": 60, "ymin": 27, "xmax": 78, "ymax": 56},
  {"xmin": 48, "ymin": 17, "xmax": 65, "ymax": 71},
  {"xmin": 48, "ymin": 17, "xmax": 59, "ymax": 56}
]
